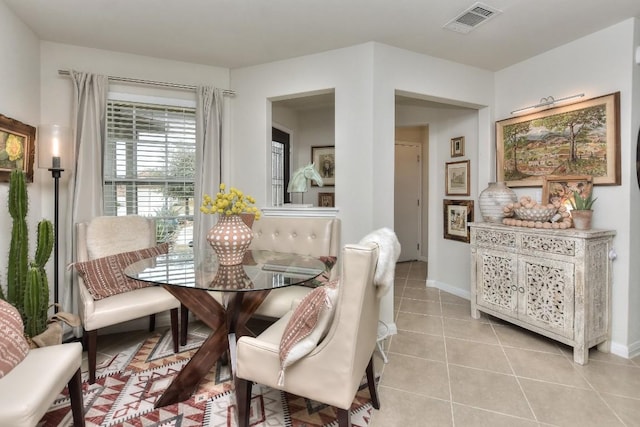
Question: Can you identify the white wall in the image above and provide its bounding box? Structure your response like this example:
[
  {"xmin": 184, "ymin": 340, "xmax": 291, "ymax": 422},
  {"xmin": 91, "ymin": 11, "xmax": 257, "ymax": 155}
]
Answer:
[
  {"xmin": 295, "ymin": 107, "xmax": 335, "ymax": 206},
  {"xmin": 272, "ymin": 103, "xmax": 335, "ymax": 206},
  {"xmin": 231, "ymin": 42, "xmax": 495, "ymax": 331},
  {"xmin": 231, "ymin": 44, "xmax": 376, "ymax": 242},
  {"xmin": 0, "ymin": 1, "xmax": 41, "ymax": 296},
  {"xmin": 496, "ymin": 18, "xmax": 640, "ymax": 357},
  {"xmin": 372, "ymin": 45, "xmax": 494, "ymax": 313}
]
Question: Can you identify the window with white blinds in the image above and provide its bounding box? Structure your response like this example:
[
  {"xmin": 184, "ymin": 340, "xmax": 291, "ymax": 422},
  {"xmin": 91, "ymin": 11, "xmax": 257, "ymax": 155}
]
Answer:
[{"xmin": 105, "ymin": 100, "xmax": 196, "ymax": 246}]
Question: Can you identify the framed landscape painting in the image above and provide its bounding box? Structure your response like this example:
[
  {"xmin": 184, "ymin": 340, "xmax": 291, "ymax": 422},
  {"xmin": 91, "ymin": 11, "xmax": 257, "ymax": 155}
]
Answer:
[
  {"xmin": 496, "ymin": 92, "xmax": 620, "ymax": 187},
  {"xmin": 445, "ymin": 160, "xmax": 470, "ymax": 196},
  {"xmin": 0, "ymin": 114, "xmax": 36, "ymax": 182}
]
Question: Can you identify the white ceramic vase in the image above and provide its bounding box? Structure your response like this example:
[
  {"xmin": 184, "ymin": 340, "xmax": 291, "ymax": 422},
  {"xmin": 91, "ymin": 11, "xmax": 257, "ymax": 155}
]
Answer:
[{"xmin": 478, "ymin": 181, "xmax": 517, "ymax": 223}]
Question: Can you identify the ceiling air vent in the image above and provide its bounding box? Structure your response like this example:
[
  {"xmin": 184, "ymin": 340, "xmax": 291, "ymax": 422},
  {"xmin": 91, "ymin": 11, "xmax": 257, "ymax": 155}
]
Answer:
[{"xmin": 443, "ymin": 2, "xmax": 502, "ymax": 34}]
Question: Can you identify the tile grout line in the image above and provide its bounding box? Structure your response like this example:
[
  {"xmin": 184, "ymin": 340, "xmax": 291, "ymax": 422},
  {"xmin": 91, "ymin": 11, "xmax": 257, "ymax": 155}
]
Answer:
[
  {"xmin": 439, "ymin": 289, "xmax": 457, "ymax": 427},
  {"xmin": 490, "ymin": 321, "xmax": 542, "ymax": 424}
]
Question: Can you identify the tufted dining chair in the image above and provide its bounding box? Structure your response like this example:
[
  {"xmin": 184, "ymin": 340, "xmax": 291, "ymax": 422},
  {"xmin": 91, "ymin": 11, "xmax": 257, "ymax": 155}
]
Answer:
[
  {"xmin": 235, "ymin": 242, "xmax": 381, "ymax": 427},
  {"xmin": 248, "ymin": 216, "xmax": 341, "ymax": 318},
  {"xmin": 75, "ymin": 215, "xmax": 180, "ymax": 384}
]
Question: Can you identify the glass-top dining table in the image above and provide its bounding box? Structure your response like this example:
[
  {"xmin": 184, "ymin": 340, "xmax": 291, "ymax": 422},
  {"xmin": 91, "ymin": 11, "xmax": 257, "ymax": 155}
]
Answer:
[{"xmin": 124, "ymin": 248, "xmax": 330, "ymax": 408}]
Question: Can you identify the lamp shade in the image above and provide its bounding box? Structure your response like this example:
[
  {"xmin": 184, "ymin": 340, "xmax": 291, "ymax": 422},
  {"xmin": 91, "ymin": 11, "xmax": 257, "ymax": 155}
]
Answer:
[{"xmin": 38, "ymin": 125, "xmax": 71, "ymax": 170}]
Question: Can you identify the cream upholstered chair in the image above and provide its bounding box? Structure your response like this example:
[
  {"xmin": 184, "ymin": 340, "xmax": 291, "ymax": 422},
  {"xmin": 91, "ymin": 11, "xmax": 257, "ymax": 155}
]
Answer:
[
  {"xmin": 249, "ymin": 216, "xmax": 341, "ymax": 318},
  {"xmin": 76, "ymin": 215, "xmax": 180, "ymax": 383},
  {"xmin": 0, "ymin": 342, "xmax": 84, "ymax": 426},
  {"xmin": 235, "ymin": 242, "xmax": 381, "ymax": 427}
]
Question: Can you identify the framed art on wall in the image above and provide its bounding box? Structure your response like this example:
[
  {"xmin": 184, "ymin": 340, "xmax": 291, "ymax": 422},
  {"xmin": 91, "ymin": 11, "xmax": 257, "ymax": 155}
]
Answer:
[
  {"xmin": 311, "ymin": 146, "xmax": 335, "ymax": 186},
  {"xmin": 542, "ymin": 175, "xmax": 593, "ymax": 208},
  {"xmin": 318, "ymin": 192, "xmax": 335, "ymax": 207},
  {"xmin": 451, "ymin": 136, "xmax": 465, "ymax": 157},
  {"xmin": 443, "ymin": 199, "xmax": 474, "ymax": 243},
  {"xmin": 445, "ymin": 160, "xmax": 470, "ymax": 196},
  {"xmin": 0, "ymin": 114, "xmax": 36, "ymax": 182},
  {"xmin": 496, "ymin": 92, "xmax": 620, "ymax": 187}
]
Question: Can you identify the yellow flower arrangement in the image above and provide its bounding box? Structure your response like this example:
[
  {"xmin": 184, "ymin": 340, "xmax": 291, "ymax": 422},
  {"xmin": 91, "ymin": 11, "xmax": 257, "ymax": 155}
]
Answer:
[{"xmin": 200, "ymin": 183, "xmax": 261, "ymax": 220}]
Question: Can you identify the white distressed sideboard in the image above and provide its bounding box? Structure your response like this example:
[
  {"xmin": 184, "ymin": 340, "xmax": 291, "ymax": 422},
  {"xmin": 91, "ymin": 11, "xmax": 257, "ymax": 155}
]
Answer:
[{"xmin": 469, "ymin": 222, "xmax": 615, "ymax": 364}]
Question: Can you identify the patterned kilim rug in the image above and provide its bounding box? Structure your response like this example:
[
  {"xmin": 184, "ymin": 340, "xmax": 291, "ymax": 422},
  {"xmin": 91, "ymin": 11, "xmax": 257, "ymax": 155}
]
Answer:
[{"xmin": 41, "ymin": 329, "xmax": 374, "ymax": 426}]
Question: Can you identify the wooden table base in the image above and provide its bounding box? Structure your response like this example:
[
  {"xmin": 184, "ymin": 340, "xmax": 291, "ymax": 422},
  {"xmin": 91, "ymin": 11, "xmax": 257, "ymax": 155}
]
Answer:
[{"xmin": 154, "ymin": 286, "xmax": 270, "ymax": 408}]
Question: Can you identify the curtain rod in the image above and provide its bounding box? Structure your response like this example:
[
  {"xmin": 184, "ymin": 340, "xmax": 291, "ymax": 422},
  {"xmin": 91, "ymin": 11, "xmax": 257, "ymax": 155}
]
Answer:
[{"xmin": 57, "ymin": 70, "xmax": 235, "ymax": 96}]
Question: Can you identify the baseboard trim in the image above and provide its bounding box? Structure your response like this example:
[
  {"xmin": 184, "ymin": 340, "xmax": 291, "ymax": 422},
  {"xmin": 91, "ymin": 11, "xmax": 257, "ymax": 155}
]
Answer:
[
  {"xmin": 610, "ymin": 340, "xmax": 640, "ymax": 359},
  {"xmin": 426, "ymin": 279, "xmax": 471, "ymax": 301}
]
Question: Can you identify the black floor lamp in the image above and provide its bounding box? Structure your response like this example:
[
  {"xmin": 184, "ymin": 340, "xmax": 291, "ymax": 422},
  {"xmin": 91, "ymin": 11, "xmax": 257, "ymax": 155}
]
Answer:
[{"xmin": 38, "ymin": 125, "xmax": 70, "ymax": 314}]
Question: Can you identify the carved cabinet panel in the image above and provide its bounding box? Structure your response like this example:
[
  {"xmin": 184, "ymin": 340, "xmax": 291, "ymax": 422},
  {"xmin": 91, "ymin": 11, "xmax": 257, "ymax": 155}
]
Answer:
[{"xmin": 470, "ymin": 223, "xmax": 615, "ymax": 364}]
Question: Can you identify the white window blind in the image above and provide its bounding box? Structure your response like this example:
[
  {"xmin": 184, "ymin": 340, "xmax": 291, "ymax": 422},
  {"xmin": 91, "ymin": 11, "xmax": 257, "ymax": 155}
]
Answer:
[{"xmin": 105, "ymin": 100, "xmax": 196, "ymax": 246}]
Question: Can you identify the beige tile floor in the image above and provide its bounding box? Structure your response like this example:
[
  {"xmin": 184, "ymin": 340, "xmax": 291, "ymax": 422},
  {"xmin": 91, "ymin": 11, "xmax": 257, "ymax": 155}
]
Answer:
[
  {"xmin": 369, "ymin": 261, "xmax": 640, "ymax": 427},
  {"xmin": 89, "ymin": 260, "xmax": 640, "ymax": 427}
]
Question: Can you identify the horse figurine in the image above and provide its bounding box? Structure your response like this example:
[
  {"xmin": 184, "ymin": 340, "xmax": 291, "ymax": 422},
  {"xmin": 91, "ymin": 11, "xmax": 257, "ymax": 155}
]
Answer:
[{"xmin": 287, "ymin": 163, "xmax": 324, "ymax": 193}]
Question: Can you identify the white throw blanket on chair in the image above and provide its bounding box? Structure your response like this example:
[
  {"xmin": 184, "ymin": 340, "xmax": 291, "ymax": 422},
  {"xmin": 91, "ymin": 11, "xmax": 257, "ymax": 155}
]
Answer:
[{"xmin": 358, "ymin": 228, "xmax": 401, "ymax": 297}]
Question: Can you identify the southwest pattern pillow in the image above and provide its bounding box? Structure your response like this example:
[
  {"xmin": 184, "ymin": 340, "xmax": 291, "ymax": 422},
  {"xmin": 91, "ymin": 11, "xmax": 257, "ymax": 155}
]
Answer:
[
  {"xmin": 0, "ymin": 300, "xmax": 30, "ymax": 378},
  {"xmin": 73, "ymin": 243, "xmax": 169, "ymax": 300},
  {"xmin": 278, "ymin": 279, "xmax": 339, "ymax": 386}
]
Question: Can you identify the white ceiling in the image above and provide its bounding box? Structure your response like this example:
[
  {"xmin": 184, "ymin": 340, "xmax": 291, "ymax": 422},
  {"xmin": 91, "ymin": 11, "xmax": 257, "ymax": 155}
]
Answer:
[{"xmin": 4, "ymin": 0, "xmax": 640, "ymax": 72}]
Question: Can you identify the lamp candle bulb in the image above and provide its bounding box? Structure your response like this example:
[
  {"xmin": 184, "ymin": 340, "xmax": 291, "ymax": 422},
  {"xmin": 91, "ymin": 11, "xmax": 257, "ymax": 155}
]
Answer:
[{"xmin": 52, "ymin": 137, "xmax": 60, "ymax": 168}]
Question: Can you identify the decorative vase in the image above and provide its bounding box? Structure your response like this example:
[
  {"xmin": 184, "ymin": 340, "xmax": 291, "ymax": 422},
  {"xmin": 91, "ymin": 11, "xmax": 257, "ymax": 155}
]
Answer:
[
  {"xmin": 206, "ymin": 215, "xmax": 254, "ymax": 265},
  {"xmin": 478, "ymin": 181, "xmax": 517, "ymax": 223},
  {"xmin": 571, "ymin": 210, "xmax": 593, "ymax": 230}
]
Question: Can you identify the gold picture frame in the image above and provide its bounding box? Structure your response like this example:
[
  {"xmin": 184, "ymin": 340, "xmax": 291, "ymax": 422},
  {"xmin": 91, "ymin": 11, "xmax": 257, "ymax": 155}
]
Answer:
[
  {"xmin": 451, "ymin": 136, "xmax": 465, "ymax": 157},
  {"xmin": 542, "ymin": 175, "xmax": 593, "ymax": 209},
  {"xmin": 445, "ymin": 160, "xmax": 470, "ymax": 196},
  {"xmin": 496, "ymin": 92, "xmax": 620, "ymax": 187},
  {"xmin": 0, "ymin": 114, "xmax": 36, "ymax": 182},
  {"xmin": 443, "ymin": 199, "xmax": 474, "ymax": 243}
]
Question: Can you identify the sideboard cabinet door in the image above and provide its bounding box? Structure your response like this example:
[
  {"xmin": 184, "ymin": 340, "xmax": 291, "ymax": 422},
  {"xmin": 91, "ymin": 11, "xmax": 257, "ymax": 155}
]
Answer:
[{"xmin": 518, "ymin": 255, "xmax": 575, "ymax": 340}]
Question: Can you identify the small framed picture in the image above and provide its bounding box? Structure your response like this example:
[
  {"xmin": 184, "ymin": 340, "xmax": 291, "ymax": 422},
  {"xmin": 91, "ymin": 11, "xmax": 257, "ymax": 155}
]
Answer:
[
  {"xmin": 311, "ymin": 146, "xmax": 335, "ymax": 186},
  {"xmin": 542, "ymin": 175, "xmax": 593, "ymax": 210},
  {"xmin": 0, "ymin": 114, "xmax": 36, "ymax": 182},
  {"xmin": 318, "ymin": 192, "xmax": 335, "ymax": 207},
  {"xmin": 445, "ymin": 160, "xmax": 470, "ymax": 196},
  {"xmin": 443, "ymin": 199, "xmax": 474, "ymax": 243},
  {"xmin": 451, "ymin": 136, "xmax": 465, "ymax": 157}
]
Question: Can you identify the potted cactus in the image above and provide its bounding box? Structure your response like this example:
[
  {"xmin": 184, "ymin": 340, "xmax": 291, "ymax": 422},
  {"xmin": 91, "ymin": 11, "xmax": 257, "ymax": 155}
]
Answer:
[
  {"xmin": 570, "ymin": 190, "xmax": 597, "ymax": 230},
  {"xmin": 0, "ymin": 170, "xmax": 54, "ymax": 340}
]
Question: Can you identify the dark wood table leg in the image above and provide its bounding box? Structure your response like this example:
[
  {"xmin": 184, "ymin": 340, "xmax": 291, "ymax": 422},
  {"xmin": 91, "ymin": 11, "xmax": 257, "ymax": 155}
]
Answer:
[
  {"xmin": 154, "ymin": 286, "xmax": 228, "ymax": 408},
  {"xmin": 154, "ymin": 287, "xmax": 273, "ymax": 408},
  {"xmin": 231, "ymin": 290, "xmax": 272, "ymax": 337}
]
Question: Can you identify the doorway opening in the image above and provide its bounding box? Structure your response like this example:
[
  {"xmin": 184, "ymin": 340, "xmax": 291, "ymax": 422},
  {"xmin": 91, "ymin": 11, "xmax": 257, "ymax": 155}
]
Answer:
[{"xmin": 395, "ymin": 126, "xmax": 428, "ymax": 262}]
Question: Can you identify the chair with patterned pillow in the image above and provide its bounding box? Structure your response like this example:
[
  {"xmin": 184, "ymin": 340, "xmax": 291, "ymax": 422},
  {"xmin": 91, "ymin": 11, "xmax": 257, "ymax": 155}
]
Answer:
[
  {"xmin": 74, "ymin": 215, "xmax": 180, "ymax": 384},
  {"xmin": 235, "ymin": 241, "xmax": 382, "ymax": 427},
  {"xmin": 0, "ymin": 300, "xmax": 85, "ymax": 426}
]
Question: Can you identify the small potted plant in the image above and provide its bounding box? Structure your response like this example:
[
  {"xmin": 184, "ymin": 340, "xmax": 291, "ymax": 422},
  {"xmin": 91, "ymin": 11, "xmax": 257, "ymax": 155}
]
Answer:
[{"xmin": 570, "ymin": 190, "xmax": 597, "ymax": 230}]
